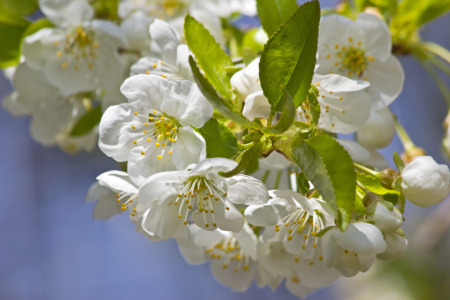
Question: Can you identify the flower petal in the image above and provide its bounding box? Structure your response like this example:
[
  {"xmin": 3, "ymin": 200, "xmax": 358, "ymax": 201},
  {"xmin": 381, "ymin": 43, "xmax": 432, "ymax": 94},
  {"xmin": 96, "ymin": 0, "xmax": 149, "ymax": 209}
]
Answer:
[
  {"xmin": 226, "ymin": 175, "xmax": 269, "ymax": 205},
  {"xmin": 171, "ymin": 127, "xmax": 207, "ymax": 170}
]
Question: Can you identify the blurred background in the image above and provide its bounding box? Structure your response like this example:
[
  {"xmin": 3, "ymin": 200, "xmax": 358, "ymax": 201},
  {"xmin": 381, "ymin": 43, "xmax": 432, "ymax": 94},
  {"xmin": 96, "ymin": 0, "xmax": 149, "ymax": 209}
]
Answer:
[{"xmin": 0, "ymin": 1, "xmax": 449, "ymax": 299}]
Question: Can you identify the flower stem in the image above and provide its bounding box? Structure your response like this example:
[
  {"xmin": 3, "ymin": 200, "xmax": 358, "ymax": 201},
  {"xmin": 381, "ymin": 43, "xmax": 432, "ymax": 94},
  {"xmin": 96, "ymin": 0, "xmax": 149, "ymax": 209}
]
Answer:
[
  {"xmin": 274, "ymin": 169, "xmax": 282, "ymax": 189},
  {"xmin": 354, "ymin": 162, "xmax": 378, "ymax": 177},
  {"xmin": 393, "ymin": 115, "xmax": 416, "ymax": 153},
  {"xmin": 261, "ymin": 170, "xmax": 270, "ymax": 184},
  {"xmin": 421, "ymin": 41, "xmax": 450, "ymax": 66},
  {"xmin": 420, "ymin": 60, "xmax": 450, "ymax": 107}
]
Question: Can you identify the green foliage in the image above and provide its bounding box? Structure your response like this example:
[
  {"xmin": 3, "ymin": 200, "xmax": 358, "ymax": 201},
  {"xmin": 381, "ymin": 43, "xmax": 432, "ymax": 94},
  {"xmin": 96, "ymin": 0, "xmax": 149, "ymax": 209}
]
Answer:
[
  {"xmin": 220, "ymin": 140, "xmax": 264, "ymax": 177},
  {"xmin": 189, "ymin": 56, "xmax": 258, "ymax": 129},
  {"xmin": 261, "ymin": 90, "xmax": 295, "ymax": 135},
  {"xmin": 296, "ymin": 171, "xmax": 310, "ymax": 195},
  {"xmin": 356, "ymin": 172, "xmax": 400, "ymax": 197},
  {"xmin": 242, "ymin": 29, "xmax": 265, "ymax": 54},
  {"xmin": 70, "ymin": 105, "xmax": 102, "ymax": 137},
  {"xmin": 23, "ymin": 18, "xmax": 54, "ymax": 37},
  {"xmin": 184, "ymin": 15, "xmax": 234, "ymax": 99},
  {"xmin": 196, "ymin": 118, "xmax": 239, "ymax": 159},
  {"xmin": 1, "ymin": 0, "xmax": 38, "ymax": 16},
  {"xmin": 396, "ymin": 0, "xmax": 450, "ymax": 30},
  {"xmin": 393, "ymin": 152, "xmax": 405, "ymax": 172},
  {"xmin": 256, "ymin": 0, "xmax": 298, "ymax": 36},
  {"xmin": 0, "ymin": 4, "xmax": 31, "ymax": 68},
  {"xmin": 292, "ymin": 134, "xmax": 356, "ymax": 230},
  {"xmin": 92, "ymin": 0, "xmax": 120, "ymax": 20},
  {"xmin": 259, "ymin": 0, "xmax": 320, "ymax": 110},
  {"xmin": 306, "ymin": 86, "xmax": 321, "ymax": 127}
]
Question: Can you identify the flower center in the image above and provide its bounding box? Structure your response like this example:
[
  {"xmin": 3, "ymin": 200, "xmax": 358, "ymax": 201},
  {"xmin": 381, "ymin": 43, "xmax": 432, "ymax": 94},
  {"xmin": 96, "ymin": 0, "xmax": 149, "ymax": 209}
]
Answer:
[
  {"xmin": 115, "ymin": 191, "xmax": 138, "ymax": 216},
  {"xmin": 131, "ymin": 109, "xmax": 178, "ymax": 159},
  {"xmin": 55, "ymin": 26, "xmax": 99, "ymax": 70},
  {"xmin": 172, "ymin": 177, "xmax": 229, "ymax": 228},
  {"xmin": 275, "ymin": 208, "xmax": 325, "ymax": 253},
  {"xmin": 205, "ymin": 237, "xmax": 251, "ymax": 272},
  {"xmin": 338, "ymin": 46, "xmax": 368, "ymax": 77}
]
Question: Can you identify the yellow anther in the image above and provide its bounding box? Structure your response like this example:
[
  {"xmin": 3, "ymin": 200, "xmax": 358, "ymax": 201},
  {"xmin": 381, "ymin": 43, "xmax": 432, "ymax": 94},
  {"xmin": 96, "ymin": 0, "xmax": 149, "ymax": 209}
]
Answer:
[
  {"xmin": 213, "ymin": 222, "xmax": 217, "ymax": 227},
  {"xmin": 205, "ymin": 224, "xmax": 209, "ymax": 228},
  {"xmin": 131, "ymin": 213, "xmax": 136, "ymax": 216},
  {"xmin": 329, "ymin": 91, "xmax": 333, "ymax": 94},
  {"xmin": 313, "ymin": 243, "xmax": 317, "ymax": 248},
  {"xmin": 168, "ymin": 151, "xmax": 173, "ymax": 155},
  {"xmin": 292, "ymin": 276, "xmax": 299, "ymax": 283},
  {"xmin": 152, "ymin": 63, "xmax": 157, "ymax": 68},
  {"xmin": 335, "ymin": 44, "xmax": 340, "ymax": 49},
  {"xmin": 133, "ymin": 141, "xmax": 137, "ymax": 145},
  {"xmin": 161, "ymin": 74, "xmax": 167, "ymax": 78},
  {"xmin": 57, "ymin": 51, "xmax": 62, "ymax": 57},
  {"xmin": 188, "ymin": 205, "xmax": 192, "ymax": 209},
  {"xmin": 226, "ymin": 207, "xmax": 230, "ymax": 210},
  {"xmin": 302, "ymin": 244, "xmax": 306, "ymax": 250},
  {"xmin": 160, "ymin": 61, "xmax": 164, "ymax": 65},
  {"xmin": 242, "ymin": 265, "xmax": 249, "ymax": 271},
  {"xmin": 149, "ymin": 117, "xmax": 154, "ymax": 121},
  {"xmin": 223, "ymin": 264, "xmax": 228, "ymax": 269},
  {"xmin": 155, "ymin": 142, "xmax": 160, "ymax": 147},
  {"xmin": 144, "ymin": 123, "xmax": 148, "ymax": 126},
  {"xmin": 319, "ymin": 256, "xmax": 323, "ymax": 261},
  {"xmin": 147, "ymin": 138, "xmax": 151, "ymax": 142},
  {"xmin": 295, "ymin": 257, "xmax": 300, "ymax": 263},
  {"xmin": 316, "ymin": 82, "xmax": 320, "ymax": 86},
  {"xmin": 309, "ymin": 261, "xmax": 314, "ymax": 266},
  {"xmin": 141, "ymin": 152, "xmax": 145, "ymax": 155},
  {"xmin": 344, "ymin": 249, "xmax": 349, "ymax": 254},
  {"xmin": 339, "ymin": 97, "xmax": 343, "ymax": 100},
  {"xmin": 132, "ymin": 125, "xmax": 136, "ymax": 129},
  {"xmin": 358, "ymin": 41, "xmax": 362, "ymax": 45},
  {"xmin": 184, "ymin": 221, "xmax": 188, "ymax": 225},
  {"xmin": 153, "ymin": 110, "xmax": 157, "ymax": 114},
  {"xmin": 326, "ymin": 54, "xmax": 330, "ymax": 59},
  {"xmin": 115, "ymin": 194, "xmax": 119, "ymax": 197},
  {"xmin": 367, "ymin": 55, "xmax": 375, "ymax": 62},
  {"xmin": 285, "ymin": 222, "xmax": 289, "ymax": 227},
  {"xmin": 157, "ymin": 155, "xmax": 162, "ymax": 160},
  {"xmin": 348, "ymin": 37, "xmax": 353, "ymax": 42},
  {"xmin": 304, "ymin": 234, "xmax": 309, "ymax": 240},
  {"xmin": 342, "ymin": 110, "xmax": 346, "ymax": 114},
  {"xmin": 178, "ymin": 214, "xmax": 182, "ymax": 219},
  {"xmin": 162, "ymin": 144, "xmax": 166, "ymax": 147},
  {"xmin": 121, "ymin": 205, "xmax": 127, "ymax": 211},
  {"xmin": 287, "ymin": 235, "xmax": 293, "ymax": 241},
  {"xmin": 62, "ymin": 62, "xmax": 68, "ymax": 69},
  {"xmin": 116, "ymin": 199, "xmax": 120, "ymax": 203},
  {"xmin": 146, "ymin": 70, "xmax": 150, "ymax": 74}
]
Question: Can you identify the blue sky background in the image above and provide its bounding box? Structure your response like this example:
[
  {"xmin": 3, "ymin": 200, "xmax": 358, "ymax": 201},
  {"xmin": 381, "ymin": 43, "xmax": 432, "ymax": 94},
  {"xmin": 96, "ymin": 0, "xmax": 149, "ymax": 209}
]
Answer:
[{"xmin": 0, "ymin": 1, "xmax": 449, "ymax": 299}]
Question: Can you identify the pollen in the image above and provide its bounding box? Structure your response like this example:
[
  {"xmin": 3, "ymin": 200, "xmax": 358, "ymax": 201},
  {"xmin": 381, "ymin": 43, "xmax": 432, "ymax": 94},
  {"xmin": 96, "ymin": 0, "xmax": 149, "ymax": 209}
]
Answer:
[
  {"xmin": 157, "ymin": 155, "xmax": 162, "ymax": 160},
  {"xmin": 153, "ymin": 63, "xmax": 157, "ymax": 68}
]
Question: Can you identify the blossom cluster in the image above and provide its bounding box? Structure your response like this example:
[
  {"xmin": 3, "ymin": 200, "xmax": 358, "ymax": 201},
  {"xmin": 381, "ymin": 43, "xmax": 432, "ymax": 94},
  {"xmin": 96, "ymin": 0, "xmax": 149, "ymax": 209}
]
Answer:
[{"xmin": 2, "ymin": 0, "xmax": 450, "ymax": 298}]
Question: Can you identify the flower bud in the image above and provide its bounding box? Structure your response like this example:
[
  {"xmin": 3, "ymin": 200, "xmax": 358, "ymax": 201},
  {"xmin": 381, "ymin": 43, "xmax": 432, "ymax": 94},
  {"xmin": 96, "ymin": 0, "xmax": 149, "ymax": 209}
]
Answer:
[
  {"xmin": 370, "ymin": 202, "xmax": 403, "ymax": 233},
  {"xmin": 377, "ymin": 232, "xmax": 408, "ymax": 261},
  {"xmin": 357, "ymin": 108, "xmax": 395, "ymax": 149},
  {"xmin": 401, "ymin": 156, "xmax": 450, "ymax": 207}
]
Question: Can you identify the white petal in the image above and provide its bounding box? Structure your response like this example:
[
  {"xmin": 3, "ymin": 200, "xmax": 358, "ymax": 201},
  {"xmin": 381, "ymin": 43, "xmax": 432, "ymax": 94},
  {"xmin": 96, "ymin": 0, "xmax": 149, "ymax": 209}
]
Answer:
[
  {"xmin": 226, "ymin": 175, "xmax": 269, "ymax": 205},
  {"xmin": 171, "ymin": 127, "xmax": 206, "ymax": 170},
  {"xmin": 96, "ymin": 170, "xmax": 138, "ymax": 193},
  {"xmin": 333, "ymin": 222, "xmax": 386, "ymax": 255},
  {"xmin": 130, "ymin": 57, "xmax": 181, "ymax": 79},
  {"xmin": 40, "ymin": 0, "xmax": 94, "ymax": 27},
  {"xmin": 210, "ymin": 260, "xmax": 255, "ymax": 292},
  {"xmin": 98, "ymin": 102, "xmax": 141, "ymax": 162},
  {"xmin": 92, "ymin": 197, "xmax": 122, "ymax": 220},
  {"xmin": 317, "ymin": 88, "xmax": 371, "ymax": 134},
  {"xmin": 190, "ymin": 158, "xmax": 237, "ymax": 180},
  {"xmin": 296, "ymin": 251, "xmax": 341, "ymax": 289},
  {"xmin": 230, "ymin": 57, "xmax": 261, "ymax": 100},
  {"xmin": 149, "ymin": 19, "xmax": 181, "ymax": 64},
  {"xmin": 338, "ymin": 139, "xmax": 371, "ymax": 162},
  {"xmin": 2, "ymin": 92, "xmax": 30, "ymax": 116},
  {"xmin": 355, "ymin": 13, "xmax": 391, "ymax": 61},
  {"xmin": 376, "ymin": 232, "xmax": 408, "ymax": 261},
  {"xmin": 259, "ymin": 151, "xmax": 292, "ymax": 170},
  {"xmin": 120, "ymin": 74, "xmax": 165, "ymax": 108},
  {"xmin": 285, "ymin": 275, "xmax": 316, "ymax": 299},
  {"xmin": 137, "ymin": 170, "xmax": 186, "ymax": 206},
  {"xmin": 366, "ymin": 55, "xmax": 404, "ymax": 109},
  {"xmin": 161, "ymin": 80, "xmax": 213, "ymax": 128},
  {"xmin": 357, "ymin": 107, "xmax": 395, "ymax": 149},
  {"xmin": 119, "ymin": 11, "xmax": 152, "ymax": 51},
  {"xmin": 313, "ymin": 74, "xmax": 369, "ymax": 93},
  {"xmin": 242, "ymin": 91, "xmax": 271, "ymax": 121}
]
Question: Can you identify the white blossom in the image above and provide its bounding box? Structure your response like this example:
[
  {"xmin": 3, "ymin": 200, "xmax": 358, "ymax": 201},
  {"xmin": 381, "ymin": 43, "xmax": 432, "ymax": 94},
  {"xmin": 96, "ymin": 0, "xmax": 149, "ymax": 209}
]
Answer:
[
  {"xmin": 322, "ymin": 222, "xmax": 386, "ymax": 277},
  {"xmin": 136, "ymin": 158, "xmax": 269, "ymax": 242},
  {"xmin": 357, "ymin": 107, "xmax": 395, "ymax": 149},
  {"xmin": 401, "ymin": 156, "xmax": 450, "ymax": 207},
  {"xmin": 316, "ymin": 13, "xmax": 404, "ymax": 110},
  {"xmin": 99, "ymin": 74, "xmax": 213, "ymax": 184}
]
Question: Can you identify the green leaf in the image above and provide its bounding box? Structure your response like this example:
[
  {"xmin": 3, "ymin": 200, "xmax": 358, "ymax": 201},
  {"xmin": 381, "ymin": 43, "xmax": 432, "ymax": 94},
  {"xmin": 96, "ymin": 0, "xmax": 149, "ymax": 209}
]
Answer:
[
  {"xmin": 220, "ymin": 141, "xmax": 264, "ymax": 177},
  {"xmin": 242, "ymin": 47, "xmax": 258, "ymax": 66},
  {"xmin": 189, "ymin": 56, "xmax": 258, "ymax": 129},
  {"xmin": 1, "ymin": 0, "xmax": 38, "ymax": 16},
  {"xmin": 393, "ymin": 152, "xmax": 405, "ymax": 172},
  {"xmin": 396, "ymin": 0, "xmax": 450, "ymax": 30},
  {"xmin": 259, "ymin": 0, "xmax": 320, "ymax": 109},
  {"xmin": 23, "ymin": 18, "xmax": 54, "ymax": 38},
  {"xmin": 291, "ymin": 134, "xmax": 356, "ymax": 230},
  {"xmin": 70, "ymin": 105, "xmax": 102, "ymax": 137},
  {"xmin": 273, "ymin": 120, "xmax": 312, "ymax": 157},
  {"xmin": 92, "ymin": 0, "xmax": 120, "ymax": 20},
  {"xmin": 184, "ymin": 15, "xmax": 234, "ymax": 99},
  {"xmin": 242, "ymin": 30, "xmax": 265, "ymax": 54},
  {"xmin": 296, "ymin": 171, "xmax": 310, "ymax": 195},
  {"xmin": 261, "ymin": 90, "xmax": 295, "ymax": 135},
  {"xmin": 356, "ymin": 172, "xmax": 400, "ymax": 197},
  {"xmin": 256, "ymin": 0, "xmax": 298, "ymax": 36},
  {"xmin": 306, "ymin": 86, "xmax": 320, "ymax": 127},
  {"xmin": 196, "ymin": 118, "xmax": 239, "ymax": 159}
]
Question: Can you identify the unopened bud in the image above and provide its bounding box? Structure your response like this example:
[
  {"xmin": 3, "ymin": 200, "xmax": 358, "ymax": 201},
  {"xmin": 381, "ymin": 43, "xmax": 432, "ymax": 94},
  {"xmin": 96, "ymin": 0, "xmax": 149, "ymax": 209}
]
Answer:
[{"xmin": 379, "ymin": 168, "xmax": 400, "ymax": 188}]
